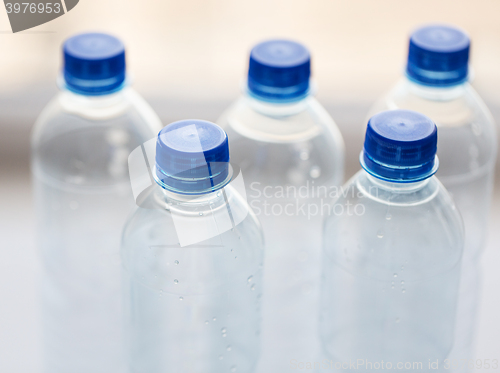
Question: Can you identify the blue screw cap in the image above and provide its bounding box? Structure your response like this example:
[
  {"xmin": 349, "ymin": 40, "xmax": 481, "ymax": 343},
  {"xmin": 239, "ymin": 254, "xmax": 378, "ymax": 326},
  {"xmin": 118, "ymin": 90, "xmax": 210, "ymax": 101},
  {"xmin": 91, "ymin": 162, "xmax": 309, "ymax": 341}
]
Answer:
[
  {"xmin": 155, "ymin": 120, "xmax": 231, "ymax": 194},
  {"xmin": 406, "ymin": 24, "xmax": 470, "ymax": 87},
  {"xmin": 248, "ymin": 39, "xmax": 311, "ymax": 102},
  {"xmin": 361, "ymin": 110, "xmax": 438, "ymax": 182},
  {"xmin": 63, "ymin": 33, "xmax": 126, "ymax": 95}
]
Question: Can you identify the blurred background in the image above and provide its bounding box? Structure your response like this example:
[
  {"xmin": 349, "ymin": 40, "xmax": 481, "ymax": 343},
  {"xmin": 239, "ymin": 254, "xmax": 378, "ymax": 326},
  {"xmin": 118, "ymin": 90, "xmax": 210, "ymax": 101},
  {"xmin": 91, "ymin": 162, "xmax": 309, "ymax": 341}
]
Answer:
[{"xmin": 1, "ymin": 0, "xmax": 499, "ymax": 371}]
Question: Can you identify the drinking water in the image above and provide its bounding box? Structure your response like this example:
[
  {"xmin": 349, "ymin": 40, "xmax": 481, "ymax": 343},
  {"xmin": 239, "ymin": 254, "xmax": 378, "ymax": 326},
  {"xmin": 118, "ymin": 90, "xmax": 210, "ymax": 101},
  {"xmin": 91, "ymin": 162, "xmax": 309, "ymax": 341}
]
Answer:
[
  {"xmin": 320, "ymin": 110, "xmax": 464, "ymax": 371},
  {"xmin": 217, "ymin": 39, "xmax": 345, "ymax": 370},
  {"xmin": 31, "ymin": 33, "xmax": 162, "ymax": 373},
  {"xmin": 368, "ymin": 25, "xmax": 497, "ymax": 368},
  {"xmin": 122, "ymin": 120, "xmax": 264, "ymax": 373}
]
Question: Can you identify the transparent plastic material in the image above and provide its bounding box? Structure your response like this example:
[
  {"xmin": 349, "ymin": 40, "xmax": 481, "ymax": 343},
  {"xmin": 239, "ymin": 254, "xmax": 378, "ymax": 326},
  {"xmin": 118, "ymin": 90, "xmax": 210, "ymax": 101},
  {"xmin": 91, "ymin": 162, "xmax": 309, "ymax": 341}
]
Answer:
[
  {"xmin": 320, "ymin": 171, "xmax": 464, "ymax": 371},
  {"xmin": 369, "ymin": 78, "xmax": 497, "ymax": 366},
  {"xmin": 217, "ymin": 93, "xmax": 345, "ymax": 369},
  {"xmin": 121, "ymin": 183, "xmax": 264, "ymax": 373},
  {"xmin": 31, "ymin": 87, "xmax": 162, "ymax": 373}
]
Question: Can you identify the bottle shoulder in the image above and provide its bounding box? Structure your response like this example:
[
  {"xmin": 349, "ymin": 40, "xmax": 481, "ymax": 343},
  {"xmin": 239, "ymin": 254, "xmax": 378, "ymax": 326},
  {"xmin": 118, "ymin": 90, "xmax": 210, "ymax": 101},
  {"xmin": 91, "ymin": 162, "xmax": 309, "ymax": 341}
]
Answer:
[
  {"xmin": 323, "ymin": 171, "xmax": 464, "ymax": 280},
  {"xmin": 373, "ymin": 80, "xmax": 496, "ymax": 131},
  {"xmin": 218, "ymin": 95, "xmax": 344, "ymax": 145},
  {"xmin": 217, "ymin": 95, "xmax": 345, "ymax": 186},
  {"xmin": 31, "ymin": 88, "xmax": 162, "ymax": 186},
  {"xmin": 32, "ymin": 87, "xmax": 162, "ymax": 148},
  {"xmin": 369, "ymin": 79, "xmax": 497, "ymax": 173},
  {"xmin": 326, "ymin": 170, "xmax": 463, "ymax": 233},
  {"xmin": 122, "ymin": 184, "xmax": 264, "ymax": 248}
]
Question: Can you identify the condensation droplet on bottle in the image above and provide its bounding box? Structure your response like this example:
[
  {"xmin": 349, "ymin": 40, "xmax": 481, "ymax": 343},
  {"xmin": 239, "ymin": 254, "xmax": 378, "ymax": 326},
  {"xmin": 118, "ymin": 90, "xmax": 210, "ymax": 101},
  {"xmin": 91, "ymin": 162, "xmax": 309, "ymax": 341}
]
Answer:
[
  {"xmin": 221, "ymin": 327, "xmax": 227, "ymax": 333},
  {"xmin": 213, "ymin": 317, "xmax": 217, "ymax": 321},
  {"xmin": 401, "ymin": 280, "xmax": 405, "ymax": 285},
  {"xmin": 173, "ymin": 279, "xmax": 178, "ymax": 284},
  {"xmin": 179, "ymin": 296, "xmax": 183, "ymax": 301},
  {"xmin": 217, "ymin": 191, "xmax": 221, "ymax": 197},
  {"xmin": 385, "ymin": 213, "xmax": 392, "ymax": 221},
  {"xmin": 401, "ymin": 265, "xmax": 404, "ymax": 271},
  {"xmin": 393, "ymin": 273, "xmax": 398, "ymax": 278},
  {"xmin": 226, "ymin": 345, "xmax": 232, "ymax": 351},
  {"xmin": 402, "ymin": 289, "xmax": 406, "ymax": 293},
  {"xmin": 377, "ymin": 230, "xmax": 384, "ymax": 238},
  {"xmin": 199, "ymin": 212, "xmax": 203, "ymax": 216},
  {"xmin": 231, "ymin": 366, "xmax": 237, "ymax": 372},
  {"xmin": 310, "ymin": 166, "xmax": 321, "ymax": 179},
  {"xmin": 300, "ymin": 150, "xmax": 309, "ymax": 161},
  {"xmin": 205, "ymin": 320, "xmax": 209, "ymax": 325},
  {"xmin": 251, "ymin": 284, "xmax": 255, "ymax": 291},
  {"xmin": 174, "ymin": 260, "xmax": 179, "ymax": 265},
  {"xmin": 247, "ymin": 276, "xmax": 253, "ymax": 283}
]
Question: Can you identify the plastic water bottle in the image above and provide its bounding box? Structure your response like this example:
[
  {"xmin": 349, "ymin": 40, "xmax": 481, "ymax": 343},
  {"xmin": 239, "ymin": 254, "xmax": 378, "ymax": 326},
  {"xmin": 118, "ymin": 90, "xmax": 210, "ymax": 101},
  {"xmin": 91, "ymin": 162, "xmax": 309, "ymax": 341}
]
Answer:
[
  {"xmin": 217, "ymin": 40, "xmax": 345, "ymax": 369},
  {"xmin": 122, "ymin": 120, "xmax": 264, "ymax": 373},
  {"xmin": 31, "ymin": 33, "xmax": 162, "ymax": 373},
  {"xmin": 320, "ymin": 110, "xmax": 464, "ymax": 371},
  {"xmin": 368, "ymin": 25, "xmax": 497, "ymax": 367}
]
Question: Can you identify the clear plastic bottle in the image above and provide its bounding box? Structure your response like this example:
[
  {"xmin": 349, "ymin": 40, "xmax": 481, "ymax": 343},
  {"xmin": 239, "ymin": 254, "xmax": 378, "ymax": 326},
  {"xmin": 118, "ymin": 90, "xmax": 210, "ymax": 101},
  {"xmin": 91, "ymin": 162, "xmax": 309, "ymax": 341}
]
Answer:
[
  {"xmin": 31, "ymin": 33, "xmax": 162, "ymax": 373},
  {"xmin": 122, "ymin": 120, "xmax": 264, "ymax": 373},
  {"xmin": 217, "ymin": 40, "xmax": 345, "ymax": 368},
  {"xmin": 320, "ymin": 110, "xmax": 464, "ymax": 371},
  {"xmin": 368, "ymin": 25, "xmax": 497, "ymax": 367}
]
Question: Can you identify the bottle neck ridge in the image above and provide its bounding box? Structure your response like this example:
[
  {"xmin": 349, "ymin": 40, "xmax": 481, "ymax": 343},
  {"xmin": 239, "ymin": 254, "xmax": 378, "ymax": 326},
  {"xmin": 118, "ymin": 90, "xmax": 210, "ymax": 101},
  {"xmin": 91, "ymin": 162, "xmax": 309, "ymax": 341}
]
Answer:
[{"xmin": 404, "ymin": 77, "xmax": 467, "ymax": 101}]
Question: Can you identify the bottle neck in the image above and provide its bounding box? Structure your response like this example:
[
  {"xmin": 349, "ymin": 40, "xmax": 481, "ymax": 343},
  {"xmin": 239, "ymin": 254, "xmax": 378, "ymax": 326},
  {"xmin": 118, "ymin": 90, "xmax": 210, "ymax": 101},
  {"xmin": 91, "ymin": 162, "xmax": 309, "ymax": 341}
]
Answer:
[
  {"xmin": 163, "ymin": 188, "xmax": 222, "ymax": 203},
  {"xmin": 152, "ymin": 186, "xmax": 227, "ymax": 214},
  {"xmin": 60, "ymin": 85, "xmax": 128, "ymax": 106},
  {"xmin": 58, "ymin": 85, "xmax": 131, "ymax": 119},
  {"xmin": 358, "ymin": 171, "xmax": 438, "ymax": 206},
  {"xmin": 404, "ymin": 77, "xmax": 467, "ymax": 101},
  {"xmin": 365, "ymin": 172, "xmax": 430, "ymax": 192},
  {"xmin": 244, "ymin": 91, "xmax": 310, "ymax": 117}
]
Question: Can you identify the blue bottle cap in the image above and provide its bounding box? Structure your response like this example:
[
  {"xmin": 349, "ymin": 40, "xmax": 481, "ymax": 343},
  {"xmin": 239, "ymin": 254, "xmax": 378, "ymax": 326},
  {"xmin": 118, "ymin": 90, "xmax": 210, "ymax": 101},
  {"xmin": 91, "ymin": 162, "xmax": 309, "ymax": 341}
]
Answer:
[
  {"xmin": 361, "ymin": 110, "xmax": 438, "ymax": 182},
  {"xmin": 155, "ymin": 120, "xmax": 231, "ymax": 194},
  {"xmin": 406, "ymin": 24, "xmax": 470, "ymax": 87},
  {"xmin": 247, "ymin": 39, "xmax": 311, "ymax": 102},
  {"xmin": 63, "ymin": 33, "xmax": 126, "ymax": 95}
]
